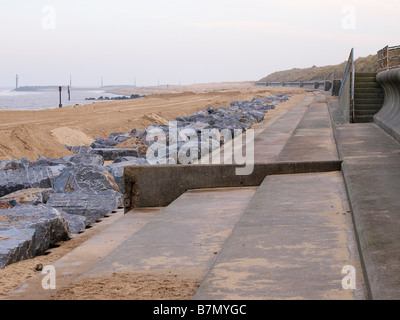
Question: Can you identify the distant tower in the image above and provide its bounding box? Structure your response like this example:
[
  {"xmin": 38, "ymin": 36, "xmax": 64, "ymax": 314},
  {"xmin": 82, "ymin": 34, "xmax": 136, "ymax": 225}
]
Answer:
[
  {"xmin": 101, "ymin": 76, "xmax": 103, "ymax": 88},
  {"xmin": 69, "ymin": 75, "xmax": 72, "ymax": 88},
  {"xmin": 16, "ymin": 74, "xmax": 19, "ymax": 89}
]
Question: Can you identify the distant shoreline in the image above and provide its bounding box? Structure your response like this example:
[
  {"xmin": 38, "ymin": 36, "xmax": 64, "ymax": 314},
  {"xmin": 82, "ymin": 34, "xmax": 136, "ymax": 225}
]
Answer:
[{"xmin": 12, "ymin": 86, "xmax": 108, "ymax": 92}]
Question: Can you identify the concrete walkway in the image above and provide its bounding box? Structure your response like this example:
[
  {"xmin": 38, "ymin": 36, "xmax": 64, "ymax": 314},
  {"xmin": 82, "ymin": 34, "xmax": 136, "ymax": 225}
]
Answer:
[
  {"xmin": 194, "ymin": 172, "xmax": 365, "ymax": 300},
  {"xmin": 328, "ymin": 99, "xmax": 400, "ymax": 299}
]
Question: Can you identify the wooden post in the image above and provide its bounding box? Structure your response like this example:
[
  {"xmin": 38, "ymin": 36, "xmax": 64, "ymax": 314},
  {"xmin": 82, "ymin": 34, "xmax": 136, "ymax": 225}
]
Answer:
[{"xmin": 59, "ymin": 86, "xmax": 62, "ymax": 108}]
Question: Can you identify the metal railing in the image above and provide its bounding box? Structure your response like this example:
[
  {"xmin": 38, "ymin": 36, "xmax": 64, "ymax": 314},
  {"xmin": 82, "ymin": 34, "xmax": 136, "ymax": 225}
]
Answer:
[
  {"xmin": 378, "ymin": 45, "xmax": 400, "ymax": 71},
  {"xmin": 338, "ymin": 48, "xmax": 355, "ymax": 123}
]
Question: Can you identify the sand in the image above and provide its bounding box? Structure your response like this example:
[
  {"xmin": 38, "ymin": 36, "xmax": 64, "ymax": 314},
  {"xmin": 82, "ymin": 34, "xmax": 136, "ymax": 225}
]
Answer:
[
  {"xmin": 0, "ymin": 82, "xmax": 305, "ymax": 161},
  {"xmin": 51, "ymin": 272, "xmax": 201, "ymax": 300},
  {"xmin": 0, "ymin": 82, "xmax": 307, "ymax": 299}
]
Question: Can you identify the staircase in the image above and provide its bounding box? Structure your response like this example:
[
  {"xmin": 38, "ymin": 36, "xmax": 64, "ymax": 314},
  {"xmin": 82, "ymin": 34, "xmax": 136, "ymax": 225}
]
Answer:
[
  {"xmin": 331, "ymin": 79, "xmax": 342, "ymax": 96},
  {"xmin": 354, "ymin": 73, "xmax": 384, "ymax": 123}
]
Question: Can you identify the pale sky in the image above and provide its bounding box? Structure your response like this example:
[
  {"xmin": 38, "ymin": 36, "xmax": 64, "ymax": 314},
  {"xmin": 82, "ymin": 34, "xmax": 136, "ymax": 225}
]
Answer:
[{"xmin": 1, "ymin": 0, "xmax": 399, "ymax": 87}]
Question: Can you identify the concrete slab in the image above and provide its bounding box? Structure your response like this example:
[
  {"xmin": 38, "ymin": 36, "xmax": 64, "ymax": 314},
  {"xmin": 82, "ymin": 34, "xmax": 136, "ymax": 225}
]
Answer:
[
  {"xmin": 201, "ymin": 92, "xmax": 315, "ymax": 165},
  {"xmin": 332, "ymin": 121, "xmax": 400, "ymax": 299},
  {"xmin": 278, "ymin": 100, "xmax": 339, "ymax": 162},
  {"xmin": 62, "ymin": 187, "xmax": 257, "ymax": 289},
  {"xmin": 194, "ymin": 172, "xmax": 366, "ymax": 300}
]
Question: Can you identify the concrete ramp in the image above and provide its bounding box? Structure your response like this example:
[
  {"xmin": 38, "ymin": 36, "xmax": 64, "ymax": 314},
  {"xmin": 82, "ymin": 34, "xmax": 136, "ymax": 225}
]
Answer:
[
  {"xmin": 74, "ymin": 187, "xmax": 257, "ymax": 282},
  {"xmin": 194, "ymin": 172, "xmax": 366, "ymax": 300}
]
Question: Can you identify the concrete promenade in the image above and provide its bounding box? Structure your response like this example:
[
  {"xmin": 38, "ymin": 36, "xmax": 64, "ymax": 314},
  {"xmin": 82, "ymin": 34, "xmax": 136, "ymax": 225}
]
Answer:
[{"xmin": 4, "ymin": 90, "xmax": 399, "ymax": 300}]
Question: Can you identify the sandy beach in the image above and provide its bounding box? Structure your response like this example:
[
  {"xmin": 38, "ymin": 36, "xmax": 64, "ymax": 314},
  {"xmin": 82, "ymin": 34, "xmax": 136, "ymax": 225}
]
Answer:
[{"xmin": 0, "ymin": 82, "xmax": 305, "ymax": 161}]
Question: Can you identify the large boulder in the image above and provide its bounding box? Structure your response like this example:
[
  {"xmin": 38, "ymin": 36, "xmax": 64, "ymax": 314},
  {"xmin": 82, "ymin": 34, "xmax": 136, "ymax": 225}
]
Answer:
[
  {"xmin": 0, "ymin": 167, "xmax": 54, "ymax": 197},
  {"xmin": 47, "ymin": 190, "xmax": 123, "ymax": 224},
  {"xmin": 0, "ymin": 188, "xmax": 54, "ymax": 206},
  {"xmin": 59, "ymin": 212, "xmax": 87, "ymax": 234},
  {"xmin": 91, "ymin": 148, "xmax": 139, "ymax": 161},
  {"xmin": 0, "ymin": 158, "xmax": 30, "ymax": 171},
  {"xmin": 0, "ymin": 204, "xmax": 71, "ymax": 268},
  {"xmin": 70, "ymin": 153, "xmax": 104, "ymax": 166},
  {"xmin": 53, "ymin": 165, "xmax": 121, "ymax": 194},
  {"xmin": 106, "ymin": 158, "xmax": 150, "ymax": 193},
  {"xmin": 0, "ymin": 228, "xmax": 37, "ymax": 269}
]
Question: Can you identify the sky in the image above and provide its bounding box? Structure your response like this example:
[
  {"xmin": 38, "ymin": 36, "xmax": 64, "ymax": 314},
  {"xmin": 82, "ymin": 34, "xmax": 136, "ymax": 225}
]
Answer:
[{"xmin": 1, "ymin": 0, "xmax": 399, "ymax": 87}]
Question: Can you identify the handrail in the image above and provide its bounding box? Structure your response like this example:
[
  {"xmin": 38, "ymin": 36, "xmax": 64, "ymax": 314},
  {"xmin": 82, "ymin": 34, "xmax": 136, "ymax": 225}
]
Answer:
[
  {"xmin": 378, "ymin": 45, "xmax": 400, "ymax": 71},
  {"xmin": 338, "ymin": 48, "xmax": 355, "ymax": 123},
  {"xmin": 338, "ymin": 48, "xmax": 354, "ymax": 98}
]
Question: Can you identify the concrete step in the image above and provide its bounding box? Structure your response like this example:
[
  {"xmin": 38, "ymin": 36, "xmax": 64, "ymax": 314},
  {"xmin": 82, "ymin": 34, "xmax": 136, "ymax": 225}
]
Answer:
[
  {"xmin": 354, "ymin": 115, "xmax": 374, "ymax": 123},
  {"xmin": 355, "ymin": 109, "xmax": 379, "ymax": 116},
  {"xmin": 355, "ymin": 78, "xmax": 377, "ymax": 84},
  {"xmin": 355, "ymin": 72, "xmax": 378, "ymax": 78},
  {"xmin": 355, "ymin": 99, "xmax": 384, "ymax": 106},
  {"xmin": 194, "ymin": 172, "xmax": 366, "ymax": 300},
  {"xmin": 354, "ymin": 105, "xmax": 383, "ymax": 112},
  {"xmin": 354, "ymin": 88, "xmax": 384, "ymax": 94},
  {"xmin": 354, "ymin": 92, "xmax": 384, "ymax": 99},
  {"xmin": 355, "ymin": 82, "xmax": 381, "ymax": 89}
]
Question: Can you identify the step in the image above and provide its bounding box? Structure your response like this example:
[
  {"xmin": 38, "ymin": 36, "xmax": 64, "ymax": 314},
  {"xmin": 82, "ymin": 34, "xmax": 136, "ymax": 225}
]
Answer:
[
  {"xmin": 354, "ymin": 92, "xmax": 384, "ymax": 99},
  {"xmin": 355, "ymin": 82, "xmax": 381, "ymax": 89},
  {"xmin": 354, "ymin": 88, "xmax": 383, "ymax": 94},
  {"xmin": 355, "ymin": 109, "xmax": 379, "ymax": 116},
  {"xmin": 355, "ymin": 104, "xmax": 381, "ymax": 113},
  {"xmin": 354, "ymin": 77, "xmax": 377, "ymax": 84},
  {"xmin": 354, "ymin": 115, "xmax": 373, "ymax": 123},
  {"xmin": 194, "ymin": 172, "xmax": 366, "ymax": 300},
  {"xmin": 355, "ymin": 72, "xmax": 378, "ymax": 78},
  {"xmin": 355, "ymin": 99, "xmax": 384, "ymax": 106}
]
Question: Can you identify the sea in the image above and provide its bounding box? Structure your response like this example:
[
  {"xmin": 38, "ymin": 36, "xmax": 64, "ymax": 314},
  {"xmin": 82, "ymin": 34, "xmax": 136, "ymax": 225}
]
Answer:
[{"xmin": 0, "ymin": 88, "xmax": 120, "ymax": 111}]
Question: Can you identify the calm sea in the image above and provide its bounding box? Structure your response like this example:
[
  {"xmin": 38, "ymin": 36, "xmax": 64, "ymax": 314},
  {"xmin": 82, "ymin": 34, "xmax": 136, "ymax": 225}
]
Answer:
[{"xmin": 0, "ymin": 88, "xmax": 120, "ymax": 111}]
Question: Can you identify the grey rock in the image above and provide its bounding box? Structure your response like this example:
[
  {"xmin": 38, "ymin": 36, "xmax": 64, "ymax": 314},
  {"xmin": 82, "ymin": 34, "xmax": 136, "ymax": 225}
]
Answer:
[
  {"xmin": 106, "ymin": 159, "xmax": 150, "ymax": 193},
  {"xmin": 91, "ymin": 148, "xmax": 139, "ymax": 161},
  {"xmin": 0, "ymin": 228, "xmax": 37, "ymax": 269},
  {"xmin": 60, "ymin": 212, "xmax": 87, "ymax": 234},
  {"xmin": 0, "ymin": 158, "xmax": 30, "ymax": 171},
  {"xmin": 70, "ymin": 145, "xmax": 93, "ymax": 155},
  {"xmin": 31, "ymin": 156, "xmax": 71, "ymax": 168},
  {"xmin": 0, "ymin": 204, "xmax": 71, "ymax": 268},
  {"xmin": 0, "ymin": 188, "xmax": 54, "ymax": 206},
  {"xmin": 108, "ymin": 132, "xmax": 132, "ymax": 144},
  {"xmin": 53, "ymin": 165, "xmax": 121, "ymax": 194},
  {"xmin": 0, "ymin": 167, "xmax": 54, "ymax": 198},
  {"xmin": 71, "ymin": 153, "xmax": 104, "ymax": 166},
  {"xmin": 90, "ymin": 138, "xmax": 119, "ymax": 149},
  {"xmin": 112, "ymin": 156, "xmax": 149, "ymax": 164},
  {"xmin": 47, "ymin": 190, "xmax": 123, "ymax": 224}
]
